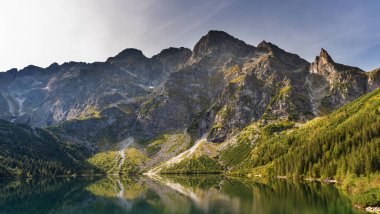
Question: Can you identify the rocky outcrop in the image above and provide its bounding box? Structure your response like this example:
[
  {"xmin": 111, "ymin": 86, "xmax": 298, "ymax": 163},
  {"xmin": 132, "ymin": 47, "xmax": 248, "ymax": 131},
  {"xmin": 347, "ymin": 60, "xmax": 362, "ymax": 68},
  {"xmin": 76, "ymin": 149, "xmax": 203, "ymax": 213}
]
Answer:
[
  {"xmin": 307, "ymin": 49, "xmax": 368, "ymax": 115},
  {"xmin": 367, "ymin": 68, "xmax": 380, "ymax": 91}
]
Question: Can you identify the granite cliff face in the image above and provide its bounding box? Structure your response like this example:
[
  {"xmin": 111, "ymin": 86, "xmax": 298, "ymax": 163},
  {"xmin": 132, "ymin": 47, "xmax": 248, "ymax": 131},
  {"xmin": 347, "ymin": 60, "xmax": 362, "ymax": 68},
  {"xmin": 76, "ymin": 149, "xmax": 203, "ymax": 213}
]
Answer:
[
  {"xmin": 135, "ymin": 31, "xmax": 379, "ymax": 142},
  {"xmin": 0, "ymin": 30, "xmax": 379, "ymax": 150}
]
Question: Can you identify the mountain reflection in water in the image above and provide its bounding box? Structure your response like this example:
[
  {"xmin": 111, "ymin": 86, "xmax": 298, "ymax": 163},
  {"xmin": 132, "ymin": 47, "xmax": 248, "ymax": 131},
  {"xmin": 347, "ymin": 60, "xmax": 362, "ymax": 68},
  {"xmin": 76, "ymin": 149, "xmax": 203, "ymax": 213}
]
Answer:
[{"xmin": 0, "ymin": 175, "xmax": 363, "ymax": 214}]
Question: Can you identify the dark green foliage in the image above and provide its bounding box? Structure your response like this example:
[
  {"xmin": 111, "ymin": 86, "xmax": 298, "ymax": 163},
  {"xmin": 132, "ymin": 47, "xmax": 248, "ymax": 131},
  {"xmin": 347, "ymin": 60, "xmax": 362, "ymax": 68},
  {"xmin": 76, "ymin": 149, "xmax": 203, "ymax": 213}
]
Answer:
[
  {"xmin": 146, "ymin": 144, "xmax": 161, "ymax": 157},
  {"xmin": 341, "ymin": 174, "xmax": 380, "ymax": 207},
  {"xmin": 220, "ymin": 124, "xmax": 258, "ymax": 166},
  {"xmin": 162, "ymin": 155, "xmax": 223, "ymax": 174},
  {"xmin": 273, "ymin": 88, "xmax": 380, "ymax": 179},
  {"xmin": 353, "ymin": 189, "xmax": 380, "ymax": 207},
  {"xmin": 220, "ymin": 140, "xmax": 253, "ymax": 166},
  {"xmin": 0, "ymin": 120, "xmax": 94, "ymax": 177},
  {"xmin": 145, "ymin": 134, "xmax": 166, "ymax": 157},
  {"xmin": 262, "ymin": 121, "xmax": 295, "ymax": 135}
]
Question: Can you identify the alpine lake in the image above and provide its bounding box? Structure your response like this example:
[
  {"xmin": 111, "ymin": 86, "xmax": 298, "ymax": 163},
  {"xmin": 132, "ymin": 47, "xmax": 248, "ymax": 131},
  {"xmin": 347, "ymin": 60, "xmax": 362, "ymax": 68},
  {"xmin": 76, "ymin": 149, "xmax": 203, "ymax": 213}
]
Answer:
[{"xmin": 0, "ymin": 174, "xmax": 364, "ymax": 214}]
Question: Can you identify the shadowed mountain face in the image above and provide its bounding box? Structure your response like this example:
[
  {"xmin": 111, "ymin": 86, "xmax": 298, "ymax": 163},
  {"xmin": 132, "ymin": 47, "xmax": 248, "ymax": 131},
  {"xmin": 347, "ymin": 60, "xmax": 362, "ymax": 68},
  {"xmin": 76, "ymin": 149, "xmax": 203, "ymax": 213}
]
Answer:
[
  {"xmin": 0, "ymin": 30, "xmax": 379, "ymax": 146},
  {"xmin": 0, "ymin": 47, "xmax": 191, "ymax": 127}
]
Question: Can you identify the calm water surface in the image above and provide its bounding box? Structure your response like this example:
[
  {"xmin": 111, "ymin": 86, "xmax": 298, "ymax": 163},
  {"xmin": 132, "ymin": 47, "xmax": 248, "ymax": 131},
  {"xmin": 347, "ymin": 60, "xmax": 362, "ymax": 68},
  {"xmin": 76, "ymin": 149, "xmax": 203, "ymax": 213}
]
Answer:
[{"xmin": 0, "ymin": 175, "xmax": 363, "ymax": 214}]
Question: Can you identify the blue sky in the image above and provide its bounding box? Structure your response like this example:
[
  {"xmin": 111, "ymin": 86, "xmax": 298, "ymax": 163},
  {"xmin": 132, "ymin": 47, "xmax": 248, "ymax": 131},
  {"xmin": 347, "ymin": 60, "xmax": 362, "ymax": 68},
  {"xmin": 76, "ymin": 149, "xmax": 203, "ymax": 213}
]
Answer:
[{"xmin": 0, "ymin": 0, "xmax": 379, "ymax": 71}]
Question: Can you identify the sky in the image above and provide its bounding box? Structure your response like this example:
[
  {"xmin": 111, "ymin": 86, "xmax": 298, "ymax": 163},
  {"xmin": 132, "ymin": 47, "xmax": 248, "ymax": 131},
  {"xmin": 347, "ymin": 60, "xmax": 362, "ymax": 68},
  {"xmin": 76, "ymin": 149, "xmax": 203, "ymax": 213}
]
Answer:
[{"xmin": 0, "ymin": 0, "xmax": 379, "ymax": 71}]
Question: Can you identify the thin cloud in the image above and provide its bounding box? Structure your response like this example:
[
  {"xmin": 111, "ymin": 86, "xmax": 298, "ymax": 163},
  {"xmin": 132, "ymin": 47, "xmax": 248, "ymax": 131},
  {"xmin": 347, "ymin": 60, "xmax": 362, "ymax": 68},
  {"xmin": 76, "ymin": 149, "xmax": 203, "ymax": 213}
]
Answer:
[{"xmin": 0, "ymin": 0, "xmax": 379, "ymax": 71}]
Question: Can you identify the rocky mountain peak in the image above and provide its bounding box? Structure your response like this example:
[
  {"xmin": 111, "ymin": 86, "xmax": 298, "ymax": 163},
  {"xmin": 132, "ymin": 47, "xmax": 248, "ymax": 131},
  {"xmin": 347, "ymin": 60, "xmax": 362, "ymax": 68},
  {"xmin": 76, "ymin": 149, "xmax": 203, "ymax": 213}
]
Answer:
[
  {"xmin": 152, "ymin": 47, "xmax": 192, "ymax": 71},
  {"xmin": 203, "ymin": 30, "xmax": 237, "ymax": 41},
  {"xmin": 310, "ymin": 48, "xmax": 336, "ymax": 75},
  {"xmin": 256, "ymin": 40, "xmax": 309, "ymax": 70},
  {"xmin": 317, "ymin": 48, "xmax": 334, "ymax": 65},
  {"xmin": 5, "ymin": 68, "xmax": 18, "ymax": 73},
  {"xmin": 310, "ymin": 48, "xmax": 364, "ymax": 77},
  {"xmin": 191, "ymin": 30, "xmax": 255, "ymax": 60},
  {"xmin": 152, "ymin": 47, "xmax": 192, "ymax": 62},
  {"xmin": 257, "ymin": 40, "xmax": 281, "ymax": 53},
  {"xmin": 154, "ymin": 47, "xmax": 191, "ymax": 56},
  {"xmin": 106, "ymin": 48, "xmax": 147, "ymax": 64}
]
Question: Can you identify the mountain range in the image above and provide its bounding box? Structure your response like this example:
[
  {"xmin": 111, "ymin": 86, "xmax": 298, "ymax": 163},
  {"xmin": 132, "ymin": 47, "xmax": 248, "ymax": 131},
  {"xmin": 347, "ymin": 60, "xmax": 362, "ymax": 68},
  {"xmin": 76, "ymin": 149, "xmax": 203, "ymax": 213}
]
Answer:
[{"xmin": 0, "ymin": 30, "xmax": 379, "ymax": 207}]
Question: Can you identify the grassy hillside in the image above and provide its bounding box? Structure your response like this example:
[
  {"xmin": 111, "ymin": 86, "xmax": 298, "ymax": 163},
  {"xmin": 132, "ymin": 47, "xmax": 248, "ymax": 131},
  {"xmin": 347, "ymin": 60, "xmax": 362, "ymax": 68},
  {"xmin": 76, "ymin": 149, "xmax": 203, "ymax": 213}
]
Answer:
[{"xmin": 87, "ymin": 148, "xmax": 148, "ymax": 175}]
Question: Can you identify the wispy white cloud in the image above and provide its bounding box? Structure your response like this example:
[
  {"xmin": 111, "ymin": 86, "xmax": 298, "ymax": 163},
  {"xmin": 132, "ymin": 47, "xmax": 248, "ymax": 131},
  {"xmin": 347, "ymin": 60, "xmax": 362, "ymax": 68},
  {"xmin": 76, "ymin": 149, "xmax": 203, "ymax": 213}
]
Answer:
[
  {"xmin": 0, "ymin": 0, "xmax": 379, "ymax": 71},
  {"xmin": 0, "ymin": 0, "xmax": 236, "ymax": 71}
]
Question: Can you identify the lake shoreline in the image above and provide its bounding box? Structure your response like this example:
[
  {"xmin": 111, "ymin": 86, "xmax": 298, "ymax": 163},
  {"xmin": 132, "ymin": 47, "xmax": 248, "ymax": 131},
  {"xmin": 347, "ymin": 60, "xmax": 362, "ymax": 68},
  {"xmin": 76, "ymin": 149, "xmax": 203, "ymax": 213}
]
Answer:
[{"xmin": 1, "ymin": 171, "xmax": 378, "ymax": 213}]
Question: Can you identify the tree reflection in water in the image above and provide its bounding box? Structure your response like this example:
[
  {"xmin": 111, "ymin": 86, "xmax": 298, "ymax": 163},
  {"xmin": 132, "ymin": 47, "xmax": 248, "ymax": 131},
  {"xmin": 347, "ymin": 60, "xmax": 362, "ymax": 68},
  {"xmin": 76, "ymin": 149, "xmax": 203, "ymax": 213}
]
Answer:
[{"xmin": 0, "ymin": 175, "xmax": 363, "ymax": 214}]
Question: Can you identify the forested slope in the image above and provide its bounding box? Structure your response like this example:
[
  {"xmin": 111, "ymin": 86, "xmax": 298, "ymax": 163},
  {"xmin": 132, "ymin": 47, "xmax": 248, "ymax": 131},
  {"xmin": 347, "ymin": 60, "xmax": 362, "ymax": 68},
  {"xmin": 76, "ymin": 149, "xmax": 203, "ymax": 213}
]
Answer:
[{"xmin": 0, "ymin": 120, "xmax": 94, "ymax": 177}]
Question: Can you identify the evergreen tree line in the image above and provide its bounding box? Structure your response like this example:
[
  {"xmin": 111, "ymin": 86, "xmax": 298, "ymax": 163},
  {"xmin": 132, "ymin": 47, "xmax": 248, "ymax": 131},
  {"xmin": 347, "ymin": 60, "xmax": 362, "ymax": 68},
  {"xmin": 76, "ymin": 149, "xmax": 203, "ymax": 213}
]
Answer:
[{"xmin": 242, "ymin": 87, "xmax": 380, "ymax": 179}]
